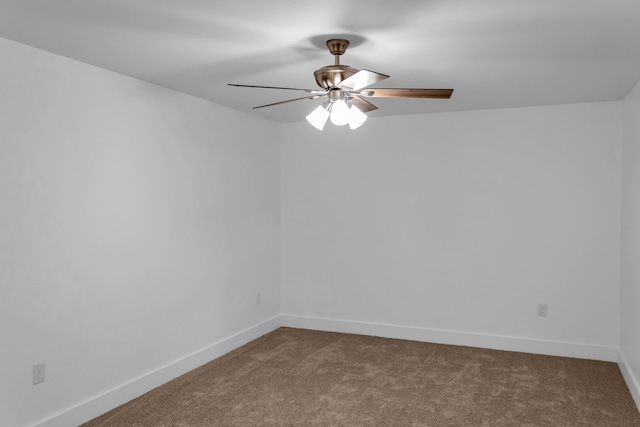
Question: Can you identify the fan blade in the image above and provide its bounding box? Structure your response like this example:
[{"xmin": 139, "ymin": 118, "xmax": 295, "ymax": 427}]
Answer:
[
  {"xmin": 253, "ymin": 94, "xmax": 327, "ymax": 109},
  {"xmin": 337, "ymin": 69, "xmax": 390, "ymax": 91},
  {"xmin": 349, "ymin": 95, "xmax": 378, "ymax": 113},
  {"xmin": 360, "ymin": 88, "xmax": 453, "ymax": 99},
  {"xmin": 229, "ymin": 83, "xmax": 323, "ymax": 94}
]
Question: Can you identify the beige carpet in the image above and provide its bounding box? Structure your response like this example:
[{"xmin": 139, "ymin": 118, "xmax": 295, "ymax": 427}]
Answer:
[{"xmin": 83, "ymin": 327, "xmax": 640, "ymax": 426}]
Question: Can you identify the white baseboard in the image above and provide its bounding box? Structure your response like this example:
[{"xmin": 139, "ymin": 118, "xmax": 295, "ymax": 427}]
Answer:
[
  {"xmin": 619, "ymin": 350, "xmax": 640, "ymax": 412},
  {"xmin": 280, "ymin": 314, "xmax": 619, "ymax": 362},
  {"xmin": 32, "ymin": 314, "xmax": 628, "ymax": 427},
  {"xmin": 34, "ymin": 316, "xmax": 281, "ymax": 427}
]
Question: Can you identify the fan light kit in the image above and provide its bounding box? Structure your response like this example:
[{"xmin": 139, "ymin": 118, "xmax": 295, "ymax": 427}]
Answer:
[{"xmin": 229, "ymin": 39, "xmax": 453, "ymax": 130}]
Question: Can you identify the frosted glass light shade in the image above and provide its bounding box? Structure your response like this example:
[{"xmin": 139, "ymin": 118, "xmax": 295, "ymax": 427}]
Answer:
[
  {"xmin": 329, "ymin": 100, "xmax": 349, "ymax": 126},
  {"xmin": 306, "ymin": 105, "xmax": 330, "ymax": 130},
  {"xmin": 348, "ymin": 105, "xmax": 368, "ymax": 129}
]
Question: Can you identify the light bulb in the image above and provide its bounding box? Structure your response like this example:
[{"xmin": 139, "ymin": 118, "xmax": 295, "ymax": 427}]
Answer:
[
  {"xmin": 329, "ymin": 100, "xmax": 349, "ymax": 126},
  {"xmin": 306, "ymin": 105, "xmax": 330, "ymax": 130},
  {"xmin": 348, "ymin": 105, "xmax": 368, "ymax": 129}
]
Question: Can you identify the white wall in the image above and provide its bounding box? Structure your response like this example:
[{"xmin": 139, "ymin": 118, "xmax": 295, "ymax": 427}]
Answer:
[
  {"xmin": 281, "ymin": 102, "xmax": 621, "ymax": 359},
  {"xmin": 621, "ymin": 80, "xmax": 640, "ymax": 406},
  {"xmin": 0, "ymin": 37, "xmax": 281, "ymax": 427},
  {"xmin": 1, "ymin": 33, "xmax": 634, "ymax": 426}
]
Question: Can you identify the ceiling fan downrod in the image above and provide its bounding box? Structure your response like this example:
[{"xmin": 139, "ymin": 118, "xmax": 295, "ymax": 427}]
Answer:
[
  {"xmin": 314, "ymin": 39, "xmax": 358, "ymax": 89},
  {"xmin": 326, "ymin": 39, "xmax": 349, "ymax": 66}
]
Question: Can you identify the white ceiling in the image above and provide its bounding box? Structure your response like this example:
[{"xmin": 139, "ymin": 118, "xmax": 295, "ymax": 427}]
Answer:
[{"xmin": 1, "ymin": 0, "xmax": 640, "ymax": 123}]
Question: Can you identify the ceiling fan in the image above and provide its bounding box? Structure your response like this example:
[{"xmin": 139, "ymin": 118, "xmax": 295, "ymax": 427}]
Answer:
[{"xmin": 229, "ymin": 39, "xmax": 453, "ymax": 130}]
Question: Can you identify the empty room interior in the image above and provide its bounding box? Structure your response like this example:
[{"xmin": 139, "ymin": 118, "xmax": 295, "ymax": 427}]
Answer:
[{"xmin": 2, "ymin": 1, "xmax": 640, "ymax": 426}]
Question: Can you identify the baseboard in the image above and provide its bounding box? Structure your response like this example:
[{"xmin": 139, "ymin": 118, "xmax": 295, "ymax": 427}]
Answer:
[
  {"xmin": 34, "ymin": 316, "xmax": 281, "ymax": 427},
  {"xmin": 32, "ymin": 314, "xmax": 625, "ymax": 426},
  {"xmin": 281, "ymin": 314, "xmax": 618, "ymax": 362},
  {"xmin": 619, "ymin": 350, "xmax": 640, "ymax": 412}
]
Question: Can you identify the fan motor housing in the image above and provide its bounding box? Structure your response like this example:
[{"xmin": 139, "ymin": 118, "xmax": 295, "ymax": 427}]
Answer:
[{"xmin": 314, "ymin": 65, "xmax": 359, "ymax": 89}]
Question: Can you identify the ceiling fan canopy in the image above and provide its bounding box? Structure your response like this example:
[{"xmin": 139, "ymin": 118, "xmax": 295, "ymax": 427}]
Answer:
[{"xmin": 229, "ymin": 38, "xmax": 453, "ymax": 129}]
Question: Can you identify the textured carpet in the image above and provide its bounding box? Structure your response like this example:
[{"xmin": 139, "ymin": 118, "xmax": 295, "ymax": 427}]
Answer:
[{"xmin": 83, "ymin": 327, "xmax": 640, "ymax": 426}]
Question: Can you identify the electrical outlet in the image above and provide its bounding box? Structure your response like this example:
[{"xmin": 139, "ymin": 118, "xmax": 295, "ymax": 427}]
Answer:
[
  {"xmin": 256, "ymin": 292, "xmax": 261, "ymax": 305},
  {"xmin": 537, "ymin": 303, "xmax": 548, "ymax": 317},
  {"xmin": 33, "ymin": 362, "xmax": 45, "ymax": 385}
]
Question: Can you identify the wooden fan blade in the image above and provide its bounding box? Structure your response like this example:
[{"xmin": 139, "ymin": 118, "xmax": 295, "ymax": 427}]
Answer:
[
  {"xmin": 349, "ymin": 95, "xmax": 378, "ymax": 113},
  {"xmin": 229, "ymin": 83, "xmax": 323, "ymax": 93},
  {"xmin": 360, "ymin": 88, "xmax": 453, "ymax": 99},
  {"xmin": 253, "ymin": 94, "xmax": 327, "ymax": 109},
  {"xmin": 337, "ymin": 69, "xmax": 390, "ymax": 91}
]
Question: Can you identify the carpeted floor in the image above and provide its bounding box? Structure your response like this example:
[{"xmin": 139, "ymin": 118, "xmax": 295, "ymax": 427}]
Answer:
[{"xmin": 83, "ymin": 327, "xmax": 640, "ymax": 426}]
